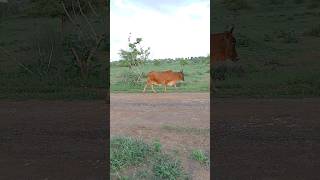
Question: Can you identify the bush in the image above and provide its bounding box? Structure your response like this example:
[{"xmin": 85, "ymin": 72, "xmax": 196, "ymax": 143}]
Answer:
[
  {"xmin": 152, "ymin": 154, "xmax": 183, "ymax": 179},
  {"xmin": 120, "ymin": 70, "xmax": 145, "ymax": 86},
  {"xmin": 153, "ymin": 59, "xmax": 161, "ymax": 66}
]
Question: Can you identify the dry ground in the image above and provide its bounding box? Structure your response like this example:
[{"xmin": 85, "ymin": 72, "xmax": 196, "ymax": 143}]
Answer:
[{"xmin": 111, "ymin": 93, "xmax": 210, "ymax": 180}]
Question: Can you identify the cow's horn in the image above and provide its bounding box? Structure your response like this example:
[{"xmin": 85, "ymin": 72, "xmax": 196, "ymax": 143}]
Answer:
[{"xmin": 230, "ymin": 25, "xmax": 234, "ymax": 33}]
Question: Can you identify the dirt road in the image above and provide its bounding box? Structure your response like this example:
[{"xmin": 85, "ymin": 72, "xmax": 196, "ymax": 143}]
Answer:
[
  {"xmin": 111, "ymin": 93, "xmax": 210, "ymax": 179},
  {"xmin": 0, "ymin": 100, "xmax": 108, "ymax": 180},
  {"xmin": 213, "ymin": 98, "xmax": 320, "ymax": 180},
  {"xmin": 1, "ymin": 96, "xmax": 319, "ymax": 180}
]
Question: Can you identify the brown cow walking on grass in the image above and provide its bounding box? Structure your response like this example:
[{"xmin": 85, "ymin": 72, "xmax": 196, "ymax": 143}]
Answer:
[
  {"xmin": 143, "ymin": 70, "xmax": 184, "ymax": 93},
  {"xmin": 211, "ymin": 26, "xmax": 240, "ymax": 92}
]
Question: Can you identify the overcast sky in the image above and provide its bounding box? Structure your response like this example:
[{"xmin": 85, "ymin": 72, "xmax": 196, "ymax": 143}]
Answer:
[{"xmin": 110, "ymin": 0, "xmax": 210, "ymax": 61}]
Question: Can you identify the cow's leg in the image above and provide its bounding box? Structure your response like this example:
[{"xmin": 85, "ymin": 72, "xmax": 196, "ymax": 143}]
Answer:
[
  {"xmin": 174, "ymin": 84, "xmax": 177, "ymax": 90},
  {"xmin": 163, "ymin": 85, "xmax": 167, "ymax": 93},
  {"xmin": 151, "ymin": 84, "xmax": 157, "ymax": 93},
  {"xmin": 143, "ymin": 84, "xmax": 148, "ymax": 93}
]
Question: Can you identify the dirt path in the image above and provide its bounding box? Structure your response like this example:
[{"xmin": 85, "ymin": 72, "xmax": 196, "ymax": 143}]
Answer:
[
  {"xmin": 1, "ymin": 97, "xmax": 319, "ymax": 179},
  {"xmin": 111, "ymin": 93, "xmax": 210, "ymax": 180},
  {"xmin": 0, "ymin": 100, "xmax": 108, "ymax": 180},
  {"xmin": 213, "ymin": 98, "xmax": 320, "ymax": 180}
]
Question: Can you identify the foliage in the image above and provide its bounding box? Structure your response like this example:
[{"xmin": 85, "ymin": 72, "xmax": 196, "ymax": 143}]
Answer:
[
  {"xmin": 118, "ymin": 34, "xmax": 150, "ymax": 86},
  {"xmin": 118, "ymin": 34, "xmax": 150, "ymax": 69},
  {"xmin": 110, "ymin": 136, "xmax": 189, "ymax": 180},
  {"xmin": 110, "ymin": 136, "xmax": 151, "ymax": 171},
  {"xmin": 191, "ymin": 149, "xmax": 209, "ymax": 166}
]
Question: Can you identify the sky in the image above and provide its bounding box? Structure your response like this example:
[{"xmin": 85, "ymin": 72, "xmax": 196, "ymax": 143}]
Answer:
[{"xmin": 110, "ymin": 0, "xmax": 210, "ymax": 61}]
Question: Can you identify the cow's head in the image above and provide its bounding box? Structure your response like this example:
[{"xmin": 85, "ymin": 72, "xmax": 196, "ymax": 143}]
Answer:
[
  {"xmin": 224, "ymin": 27, "xmax": 239, "ymax": 62},
  {"xmin": 180, "ymin": 70, "xmax": 185, "ymax": 81}
]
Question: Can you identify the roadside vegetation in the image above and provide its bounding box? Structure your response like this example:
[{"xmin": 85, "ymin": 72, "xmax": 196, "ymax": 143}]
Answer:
[
  {"xmin": 212, "ymin": 0, "xmax": 320, "ymax": 98},
  {"xmin": 110, "ymin": 136, "xmax": 192, "ymax": 180},
  {"xmin": 0, "ymin": 0, "xmax": 108, "ymax": 100},
  {"xmin": 111, "ymin": 56, "xmax": 210, "ymax": 93}
]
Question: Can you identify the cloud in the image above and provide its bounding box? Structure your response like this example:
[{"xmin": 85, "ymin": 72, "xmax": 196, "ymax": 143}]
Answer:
[{"xmin": 111, "ymin": 0, "xmax": 209, "ymax": 61}]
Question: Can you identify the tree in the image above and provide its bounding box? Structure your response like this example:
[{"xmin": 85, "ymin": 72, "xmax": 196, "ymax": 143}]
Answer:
[
  {"xmin": 61, "ymin": 0, "xmax": 107, "ymax": 82},
  {"xmin": 118, "ymin": 34, "xmax": 151, "ymax": 85}
]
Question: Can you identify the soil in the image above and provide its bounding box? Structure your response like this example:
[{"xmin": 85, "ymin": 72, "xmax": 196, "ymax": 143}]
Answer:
[
  {"xmin": 213, "ymin": 98, "xmax": 320, "ymax": 180},
  {"xmin": 111, "ymin": 93, "xmax": 210, "ymax": 180},
  {"xmin": 0, "ymin": 100, "xmax": 108, "ymax": 180}
]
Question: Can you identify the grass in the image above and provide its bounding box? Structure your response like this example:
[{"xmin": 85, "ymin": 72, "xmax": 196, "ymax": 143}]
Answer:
[
  {"xmin": 110, "ymin": 136, "xmax": 190, "ymax": 180},
  {"xmin": 0, "ymin": 15, "xmax": 107, "ymax": 100},
  {"xmin": 190, "ymin": 149, "xmax": 209, "ymax": 166},
  {"xmin": 212, "ymin": 0, "xmax": 320, "ymax": 98},
  {"xmin": 111, "ymin": 58, "xmax": 210, "ymax": 93}
]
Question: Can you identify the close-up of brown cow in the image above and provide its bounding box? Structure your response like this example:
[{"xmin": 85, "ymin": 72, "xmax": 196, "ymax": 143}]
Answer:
[
  {"xmin": 143, "ymin": 70, "xmax": 185, "ymax": 93},
  {"xmin": 211, "ymin": 26, "xmax": 239, "ymax": 63},
  {"xmin": 210, "ymin": 26, "xmax": 240, "ymax": 92}
]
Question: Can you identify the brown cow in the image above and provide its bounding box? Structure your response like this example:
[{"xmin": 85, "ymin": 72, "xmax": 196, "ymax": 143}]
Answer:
[
  {"xmin": 143, "ymin": 70, "xmax": 184, "ymax": 93},
  {"xmin": 211, "ymin": 27, "xmax": 240, "ymax": 92},
  {"xmin": 211, "ymin": 27, "xmax": 239, "ymax": 63}
]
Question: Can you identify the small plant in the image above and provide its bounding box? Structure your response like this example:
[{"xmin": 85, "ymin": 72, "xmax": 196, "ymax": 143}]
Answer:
[
  {"xmin": 191, "ymin": 149, "xmax": 209, "ymax": 166},
  {"xmin": 179, "ymin": 58, "xmax": 189, "ymax": 67},
  {"xmin": 152, "ymin": 154, "xmax": 183, "ymax": 179},
  {"xmin": 152, "ymin": 139, "xmax": 162, "ymax": 153},
  {"xmin": 110, "ymin": 136, "xmax": 151, "ymax": 171}
]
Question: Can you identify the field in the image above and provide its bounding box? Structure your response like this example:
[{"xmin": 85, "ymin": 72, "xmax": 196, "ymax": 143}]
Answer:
[
  {"xmin": 0, "ymin": 15, "xmax": 107, "ymax": 100},
  {"xmin": 212, "ymin": 0, "xmax": 320, "ymax": 179},
  {"xmin": 110, "ymin": 58, "xmax": 210, "ymax": 93},
  {"xmin": 212, "ymin": 0, "xmax": 320, "ymax": 97}
]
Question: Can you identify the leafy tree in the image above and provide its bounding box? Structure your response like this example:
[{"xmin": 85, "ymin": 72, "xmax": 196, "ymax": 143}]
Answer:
[{"xmin": 119, "ymin": 34, "xmax": 151, "ymax": 85}]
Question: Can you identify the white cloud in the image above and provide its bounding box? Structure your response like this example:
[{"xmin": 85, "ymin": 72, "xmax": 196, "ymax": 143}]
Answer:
[{"xmin": 110, "ymin": 0, "xmax": 210, "ymax": 61}]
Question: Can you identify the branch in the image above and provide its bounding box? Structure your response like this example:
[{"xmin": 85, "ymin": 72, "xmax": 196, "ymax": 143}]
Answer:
[
  {"xmin": 70, "ymin": 47, "xmax": 81, "ymax": 66},
  {"xmin": 87, "ymin": 1, "xmax": 99, "ymax": 17},
  {"xmin": 47, "ymin": 40, "xmax": 54, "ymax": 72},
  {"xmin": 86, "ymin": 34, "xmax": 104, "ymax": 62},
  {"xmin": 77, "ymin": 0, "xmax": 98, "ymax": 42}
]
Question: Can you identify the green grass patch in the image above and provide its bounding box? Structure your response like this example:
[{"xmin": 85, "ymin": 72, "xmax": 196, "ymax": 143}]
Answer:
[
  {"xmin": 190, "ymin": 149, "xmax": 209, "ymax": 166},
  {"xmin": 110, "ymin": 136, "xmax": 190, "ymax": 180}
]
